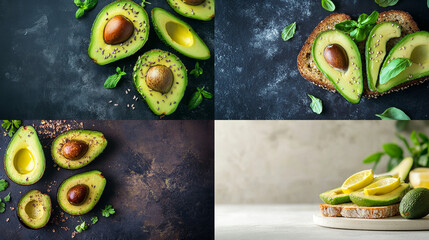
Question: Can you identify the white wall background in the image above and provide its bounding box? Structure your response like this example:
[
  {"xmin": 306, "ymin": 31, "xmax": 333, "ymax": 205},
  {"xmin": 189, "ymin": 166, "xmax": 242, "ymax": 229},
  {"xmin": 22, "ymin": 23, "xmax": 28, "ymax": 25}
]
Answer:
[{"xmin": 215, "ymin": 121, "xmax": 429, "ymax": 204}]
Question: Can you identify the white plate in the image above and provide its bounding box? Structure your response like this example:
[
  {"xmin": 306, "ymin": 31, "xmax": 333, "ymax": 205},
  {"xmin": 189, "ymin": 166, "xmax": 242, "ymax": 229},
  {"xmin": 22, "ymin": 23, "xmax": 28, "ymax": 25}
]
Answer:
[{"xmin": 313, "ymin": 213, "xmax": 429, "ymax": 230}]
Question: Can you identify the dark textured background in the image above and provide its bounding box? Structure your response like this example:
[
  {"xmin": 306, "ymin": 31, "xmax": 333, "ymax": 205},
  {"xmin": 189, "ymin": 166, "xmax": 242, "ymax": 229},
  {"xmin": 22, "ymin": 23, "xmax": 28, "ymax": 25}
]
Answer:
[
  {"xmin": 0, "ymin": 1, "xmax": 214, "ymax": 120},
  {"xmin": 215, "ymin": 0, "xmax": 429, "ymax": 119},
  {"xmin": 0, "ymin": 120, "xmax": 214, "ymax": 239}
]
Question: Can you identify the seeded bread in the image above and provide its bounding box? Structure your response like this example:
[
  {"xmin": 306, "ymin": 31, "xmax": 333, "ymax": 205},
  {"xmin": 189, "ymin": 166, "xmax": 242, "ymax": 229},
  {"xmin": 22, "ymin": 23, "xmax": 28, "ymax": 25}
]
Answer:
[
  {"xmin": 297, "ymin": 10, "xmax": 427, "ymax": 98},
  {"xmin": 320, "ymin": 203, "xmax": 400, "ymax": 219}
]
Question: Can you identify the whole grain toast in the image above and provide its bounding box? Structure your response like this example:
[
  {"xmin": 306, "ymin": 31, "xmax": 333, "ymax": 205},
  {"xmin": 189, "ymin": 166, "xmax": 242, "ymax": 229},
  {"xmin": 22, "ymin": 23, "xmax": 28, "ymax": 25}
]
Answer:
[
  {"xmin": 320, "ymin": 203, "xmax": 400, "ymax": 219},
  {"xmin": 297, "ymin": 10, "xmax": 428, "ymax": 99}
]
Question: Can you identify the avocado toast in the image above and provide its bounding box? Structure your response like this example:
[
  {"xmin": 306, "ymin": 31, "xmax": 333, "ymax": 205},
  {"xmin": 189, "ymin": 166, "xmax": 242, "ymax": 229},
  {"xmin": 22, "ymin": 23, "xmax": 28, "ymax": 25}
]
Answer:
[{"xmin": 297, "ymin": 10, "xmax": 429, "ymax": 102}]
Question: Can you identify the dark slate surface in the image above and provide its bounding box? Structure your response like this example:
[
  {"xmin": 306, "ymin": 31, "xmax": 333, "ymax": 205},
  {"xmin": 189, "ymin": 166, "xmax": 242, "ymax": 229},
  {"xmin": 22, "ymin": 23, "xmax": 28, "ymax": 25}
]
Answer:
[
  {"xmin": 0, "ymin": 0, "xmax": 214, "ymax": 120},
  {"xmin": 0, "ymin": 120, "xmax": 214, "ymax": 239},
  {"xmin": 215, "ymin": 0, "xmax": 429, "ymax": 119}
]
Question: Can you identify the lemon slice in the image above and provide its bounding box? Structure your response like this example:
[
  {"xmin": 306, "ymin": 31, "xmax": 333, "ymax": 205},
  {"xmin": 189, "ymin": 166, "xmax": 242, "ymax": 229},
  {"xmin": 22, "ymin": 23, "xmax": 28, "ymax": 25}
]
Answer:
[
  {"xmin": 341, "ymin": 169, "xmax": 374, "ymax": 194},
  {"xmin": 363, "ymin": 177, "xmax": 400, "ymax": 195}
]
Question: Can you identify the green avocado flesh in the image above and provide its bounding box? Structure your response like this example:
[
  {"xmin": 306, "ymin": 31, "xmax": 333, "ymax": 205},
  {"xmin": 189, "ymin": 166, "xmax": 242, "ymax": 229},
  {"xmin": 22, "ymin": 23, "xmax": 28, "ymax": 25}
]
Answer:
[
  {"xmin": 377, "ymin": 31, "xmax": 429, "ymax": 93},
  {"xmin": 88, "ymin": 0, "xmax": 150, "ymax": 65},
  {"xmin": 312, "ymin": 30, "xmax": 363, "ymax": 104},
  {"xmin": 133, "ymin": 49, "xmax": 188, "ymax": 115},
  {"xmin": 320, "ymin": 176, "xmax": 390, "ymax": 205},
  {"xmin": 366, "ymin": 22, "xmax": 402, "ymax": 91},
  {"xmin": 400, "ymin": 188, "xmax": 429, "ymax": 219},
  {"xmin": 51, "ymin": 130, "xmax": 107, "ymax": 170},
  {"xmin": 166, "ymin": 0, "xmax": 215, "ymax": 21},
  {"xmin": 17, "ymin": 190, "xmax": 51, "ymax": 229},
  {"xmin": 152, "ymin": 7, "xmax": 210, "ymax": 60},
  {"xmin": 57, "ymin": 170, "xmax": 106, "ymax": 215},
  {"xmin": 350, "ymin": 183, "xmax": 409, "ymax": 207},
  {"xmin": 388, "ymin": 157, "xmax": 413, "ymax": 182},
  {"xmin": 4, "ymin": 126, "xmax": 45, "ymax": 185}
]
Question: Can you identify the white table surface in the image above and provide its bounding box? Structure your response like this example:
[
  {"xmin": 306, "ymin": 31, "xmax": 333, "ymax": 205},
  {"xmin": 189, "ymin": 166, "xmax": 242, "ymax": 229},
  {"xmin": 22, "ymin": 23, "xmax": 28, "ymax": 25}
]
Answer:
[{"xmin": 215, "ymin": 204, "xmax": 429, "ymax": 240}]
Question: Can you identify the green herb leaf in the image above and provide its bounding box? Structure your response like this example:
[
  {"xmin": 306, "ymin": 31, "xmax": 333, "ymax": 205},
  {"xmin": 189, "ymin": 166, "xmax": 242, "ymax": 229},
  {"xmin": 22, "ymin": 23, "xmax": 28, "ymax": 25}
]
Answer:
[
  {"xmin": 418, "ymin": 132, "xmax": 429, "ymax": 143},
  {"xmin": 396, "ymin": 133, "xmax": 411, "ymax": 152},
  {"xmin": 363, "ymin": 152, "xmax": 384, "ymax": 164},
  {"xmin": 104, "ymin": 67, "xmax": 126, "ymax": 89},
  {"xmin": 376, "ymin": 107, "xmax": 411, "ymax": 120},
  {"xmin": 427, "ymin": 0, "xmax": 429, "ymax": 8},
  {"xmin": 2, "ymin": 120, "xmax": 11, "ymax": 130},
  {"xmin": 0, "ymin": 180, "xmax": 8, "ymax": 192},
  {"xmin": 375, "ymin": 0, "xmax": 399, "ymax": 7},
  {"xmin": 201, "ymin": 90, "xmax": 213, "ymax": 99},
  {"xmin": 75, "ymin": 221, "xmax": 88, "ymax": 233},
  {"xmin": 76, "ymin": 8, "xmax": 85, "ymax": 18},
  {"xmin": 410, "ymin": 131, "xmax": 420, "ymax": 146},
  {"xmin": 335, "ymin": 20, "xmax": 357, "ymax": 33},
  {"xmin": 418, "ymin": 155, "xmax": 429, "ymax": 167},
  {"xmin": 281, "ymin": 22, "xmax": 296, "ymax": 41},
  {"xmin": 379, "ymin": 58, "xmax": 412, "ymax": 84},
  {"xmin": 3, "ymin": 193, "xmax": 10, "ymax": 202},
  {"xmin": 83, "ymin": 0, "xmax": 97, "ymax": 10},
  {"xmin": 307, "ymin": 94, "xmax": 323, "ymax": 114},
  {"xmin": 357, "ymin": 13, "xmax": 368, "ymax": 25},
  {"xmin": 74, "ymin": 0, "xmax": 84, "ymax": 7},
  {"xmin": 321, "ymin": 0, "xmax": 336, "ymax": 11},
  {"xmin": 91, "ymin": 216, "xmax": 98, "ymax": 224},
  {"xmin": 361, "ymin": 11, "xmax": 379, "ymax": 25},
  {"xmin": 190, "ymin": 62, "xmax": 203, "ymax": 78},
  {"xmin": 188, "ymin": 91, "xmax": 203, "ymax": 110},
  {"xmin": 141, "ymin": 0, "xmax": 151, "ymax": 7},
  {"xmin": 0, "ymin": 202, "xmax": 5, "ymax": 213},
  {"xmin": 101, "ymin": 205, "xmax": 115, "ymax": 217},
  {"xmin": 383, "ymin": 143, "xmax": 403, "ymax": 159},
  {"xmin": 350, "ymin": 28, "xmax": 366, "ymax": 42}
]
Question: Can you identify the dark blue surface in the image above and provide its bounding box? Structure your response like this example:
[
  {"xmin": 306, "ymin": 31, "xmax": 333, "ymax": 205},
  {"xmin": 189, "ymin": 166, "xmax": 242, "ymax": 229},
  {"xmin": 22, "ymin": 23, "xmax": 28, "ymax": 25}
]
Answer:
[
  {"xmin": 0, "ymin": 0, "xmax": 214, "ymax": 120},
  {"xmin": 215, "ymin": 0, "xmax": 429, "ymax": 119}
]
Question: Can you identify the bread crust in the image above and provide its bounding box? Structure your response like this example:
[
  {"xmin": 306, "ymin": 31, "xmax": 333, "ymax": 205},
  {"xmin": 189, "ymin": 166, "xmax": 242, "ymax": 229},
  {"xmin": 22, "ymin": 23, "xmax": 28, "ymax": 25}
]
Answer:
[
  {"xmin": 320, "ymin": 203, "xmax": 400, "ymax": 219},
  {"xmin": 297, "ymin": 10, "xmax": 428, "ymax": 99}
]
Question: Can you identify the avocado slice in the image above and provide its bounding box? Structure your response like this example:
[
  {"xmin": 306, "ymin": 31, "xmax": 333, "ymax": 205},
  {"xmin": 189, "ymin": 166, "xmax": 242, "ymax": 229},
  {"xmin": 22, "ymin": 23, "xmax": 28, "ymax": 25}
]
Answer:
[
  {"xmin": 320, "ymin": 176, "xmax": 391, "ymax": 205},
  {"xmin": 152, "ymin": 7, "xmax": 210, "ymax": 60},
  {"xmin": 51, "ymin": 130, "xmax": 107, "ymax": 170},
  {"xmin": 88, "ymin": 0, "xmax": 150, "ymax": 65},
  {"xmin": 366, "ymin": 22, "xmax": 402, "ymax": 91},
  {"xmin": 57, "ymin": 170, "xmax": 106, "ymax": 215},
  {"xmin": 17, "ymin": 190, "xmax": 51, "ymax": 229},
  {"xmin": 4, "ymin": 126, "xmax": 45, "ymax": 185},
  {"xmin": 312, "ymin": 30, "xmax": 364, "ymax": 104},
  {"xmin": 350, "ymin": 183, "xmax": 409, "ymax": 207},
  {"xmin": 400, "ymin": 188, "xmax": 429, "ymax": 219},
  {"xmin": 133, "ymin": 49, "xmax": 188, "ymax": 115},
  {"xmin": 377, "ymin": 31, "xmax": 429, "ymax": 93},
  {"xmin": 166, "ymin": 0, "xmax": 215, "ymax": 21},
  {"xmin": 388, "ymin": 157, "xmax": 413, "ymax": 182}
]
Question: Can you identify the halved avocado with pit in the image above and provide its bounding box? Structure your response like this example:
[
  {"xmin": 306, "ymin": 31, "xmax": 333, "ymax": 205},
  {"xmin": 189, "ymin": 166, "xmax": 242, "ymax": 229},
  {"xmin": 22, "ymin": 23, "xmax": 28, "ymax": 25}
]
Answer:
[
  {"xmin": 312, "ymin": 30, "xmax": 363, "ymax": 104},
  {"xmin": 377, "ymin": 31, "xmax": 429, "ymax": 93},
  {"xmin": 17, "ymin": 190, "xmax": 51, "ymax": 229},
  {"xmin": 152, "ymin": 7, "xmax": 210, "ymax": 60},
  {"xmin": 166, "ymin": 0, "xmax": 215, "ymax": 21},
  {"xmin": 133, "ymin": 49, "xmax": 188, "ymax": 115},
  {"xmin": 57, "ymin": 170, "xmax": 106, "ymax": 215},
  {"xmin": 4, "ymin": 126, "xmax": 45, "ymax": 185},
  {"xmin": 88, "ymin": 0, "xmax": 150, "ymax": 65},
  {"xmin": 51, "ymin": 130, "xmax": 107, "ymax": 170}
]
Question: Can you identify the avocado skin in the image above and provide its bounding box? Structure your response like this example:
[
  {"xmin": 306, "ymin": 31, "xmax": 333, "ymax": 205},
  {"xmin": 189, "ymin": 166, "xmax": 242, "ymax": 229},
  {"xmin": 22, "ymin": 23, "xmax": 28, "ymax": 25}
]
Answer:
[
  {"xmin": 350, "ymin": 183, "xmax": 409, "ymax": 207},
  {"xmin": 400, "ymin": 188, "xmax": 429, "ymax": 219}
]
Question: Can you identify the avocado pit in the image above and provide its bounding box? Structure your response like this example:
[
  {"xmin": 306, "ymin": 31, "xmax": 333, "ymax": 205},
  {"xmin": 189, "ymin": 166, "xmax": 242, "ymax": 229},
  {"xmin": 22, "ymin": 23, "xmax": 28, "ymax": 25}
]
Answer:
[
  {"xmin": 324, "ymin": 44, "xmax": 349, "ymax": 72},
  {"xmin": 61, "ymin": 140, "xmax": 89, "ymax": 160},
  {"xmin": 182, "ymin": 0, "xmax": 205, "ymax": 5},
  {"xmin": 67, "ymin": 184, "xmax": 89, "ymax": 206},
  {"xmin": 146, "ymin": 65, "xmax": 174, "ymax": 93},
  {"xmin": 104, "ymin": 15, "xmax": 134, "ymax": 45}
]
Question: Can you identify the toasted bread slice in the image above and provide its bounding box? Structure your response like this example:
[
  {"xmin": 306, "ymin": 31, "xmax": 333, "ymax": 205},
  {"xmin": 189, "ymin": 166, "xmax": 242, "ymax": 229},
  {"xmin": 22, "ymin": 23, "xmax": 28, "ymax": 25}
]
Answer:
[
  {"xmin": 320, "ymin": 203, "xmax": 400, "ymax": 219},
  {"xmin": 297, "ymin": 10, "xmax": 427, "ymax": 98}
]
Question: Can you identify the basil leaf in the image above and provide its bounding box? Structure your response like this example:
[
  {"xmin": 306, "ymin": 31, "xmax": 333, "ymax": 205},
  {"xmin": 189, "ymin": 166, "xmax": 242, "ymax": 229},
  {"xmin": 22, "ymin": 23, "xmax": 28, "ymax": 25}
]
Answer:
[
  {"xmin": 361, "ymin": 11, "xmax": 379, "ymax": 25},
  {"xmin": 375, "ymin": 0, "xmax": 399, "ymax": 7},
  {"xmin": 357, "ymin": 13, "xmax": 368, "ymax": 25},
  {"xmin": 379, "ymin": 58, "xmax": 412, "ymax": 84},
  {"xmin": 410, "ymin": 131, "xmax": 420, "ymax": 146},
  {"xmin": 188, "ymin": 91, "xmax": 203, "ymax": 110},
  {"xmin": 383, "ymin": 143, "xmax": 403, "ymax": 159},
  {"xmin": 376, "ymin": 107, "xmax": 411, "ymax": 120},
  {"xmin": 335, "ymin": 20, "xmax": 357, "ymax": 33},
  {"xmin": 84, "ymin": 0, "xmax": 98, "ymax": 10},
  {"xmin": 321, "ymin": 0, "xmax": 336, "ymax": 12},
  {"xmin": 75, "ymin": 8, "xmax": 85, "ymax": 18},
  {"xmin": 350, "ymin": 28, "xmax": 366, "ymax": 42},
  {"xmin": 74, "ymin": 0, "xmax": 84, "ymax": 7},
  {"xmin": 307, "ymin": 94, "xmax": 323, "ymax": 114},
  {"xmin": 427, "ymin": 0, "xmax": 429, "ymax": 8},
  {"xmin": 281, "ymin": 22, "xmax": 296, "ymax": 41},
  {"xmin": 201, "ymin": 90, "xmax": 213, "ymax": 99},
  {"xmin": 363, "ymin": 152, "xmax": 384, "ymax": 164}
]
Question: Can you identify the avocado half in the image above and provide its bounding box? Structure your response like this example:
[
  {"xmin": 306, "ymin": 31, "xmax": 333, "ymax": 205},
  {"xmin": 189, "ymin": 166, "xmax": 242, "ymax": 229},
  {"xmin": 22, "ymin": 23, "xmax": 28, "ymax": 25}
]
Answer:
[
  {"xmin": 51, "ymin": 130, "xmax": 107, "ymax": 170},
  {"xmin": 377, "ymin": 31, "xmax": 429, "ymax": 93},
  {"xmin": 88, "ymin": 0, "xmax": 150, "ymax": 65},
  {"xmin": 312, "ymin": 30, "xmax": 363, "ymax": 104},
  {"xmin": 152, "ymin": 7, "xmax": 210, "ymax": 60},
  {"xmin": 17, "ymin": 190, "xmax": 51, "ymax": 229},
  {"xmin": 349, "ymin": 183, "xmax": 409, "ymax": 207},
  {"xmin": 4, "ymin": 126, "xmax": 45, "ymax": 185},
  {"xmin": 133, "ymin": 49, "xmax": 188, "ymax": 116},
  {"xmin": 57, "ymin": 170, "xmax": 106, "ymax": 215},
  {"xmin": 166, "ymin": 0, "xmax": 215, "ymax": 21}
]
